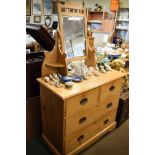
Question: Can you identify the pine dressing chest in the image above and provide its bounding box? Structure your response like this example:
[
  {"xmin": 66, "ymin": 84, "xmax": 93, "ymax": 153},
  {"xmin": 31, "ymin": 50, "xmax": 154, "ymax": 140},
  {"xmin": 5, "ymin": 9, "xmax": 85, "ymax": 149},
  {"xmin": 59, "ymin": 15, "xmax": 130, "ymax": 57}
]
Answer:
[{"xmin": 37, "ymin": 70, "xmax": 124, "ymax": 155}]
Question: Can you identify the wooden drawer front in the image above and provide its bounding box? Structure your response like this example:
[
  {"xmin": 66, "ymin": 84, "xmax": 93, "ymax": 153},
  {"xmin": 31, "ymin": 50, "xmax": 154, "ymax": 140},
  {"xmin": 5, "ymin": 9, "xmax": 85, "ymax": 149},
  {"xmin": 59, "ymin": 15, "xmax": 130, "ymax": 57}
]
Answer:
[
  {"xmin": 65, "ymin": 106, "xmax": 98, "ymax": 136},
  {"xmin": 98, "ymin": 109, "xmax": 117, "ymax": 131},
  {"xmin": 65, "ymin": 120, "xmax": 100, "ymax": 154},
  {"xmin": 98, "ymin": 96, "xmax": 119, "ymax": 116},
  {"xmin": 100, "ymin": 78, "xmax": 122, "ymax": 101},
  {"xmin": 66, "ymin": 87, "xmax": 99, "ymax": 117}
]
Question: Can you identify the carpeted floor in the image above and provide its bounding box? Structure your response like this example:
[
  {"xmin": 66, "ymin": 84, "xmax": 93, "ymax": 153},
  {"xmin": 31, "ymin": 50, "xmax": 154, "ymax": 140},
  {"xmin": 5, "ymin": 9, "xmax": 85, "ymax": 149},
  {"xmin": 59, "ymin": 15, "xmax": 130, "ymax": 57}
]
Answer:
[{"xmin": 26, "ymin": 120, "xmax": 129, "ymax": 155}]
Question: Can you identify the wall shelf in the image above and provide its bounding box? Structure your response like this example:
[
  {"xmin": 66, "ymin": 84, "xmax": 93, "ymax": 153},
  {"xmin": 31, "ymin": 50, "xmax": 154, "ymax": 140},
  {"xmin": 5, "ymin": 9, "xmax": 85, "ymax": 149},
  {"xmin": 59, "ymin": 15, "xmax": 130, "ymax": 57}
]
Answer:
[
  {"xmin": 117, "ymin": 19, "xmax": 129, "ymax": 22},
  {"xmin": 88, "ymin": 20, "xmax": 102, "ymax": 24},
  {"xmin": 116, "ymin": 27, "xmax": 128, "ymax": 31}
]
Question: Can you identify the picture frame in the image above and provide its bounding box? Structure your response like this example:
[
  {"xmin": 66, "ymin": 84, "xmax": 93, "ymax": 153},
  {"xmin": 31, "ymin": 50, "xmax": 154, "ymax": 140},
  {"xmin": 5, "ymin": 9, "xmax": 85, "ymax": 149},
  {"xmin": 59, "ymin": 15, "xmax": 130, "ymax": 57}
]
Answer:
[
  {"xmin": 34, "ymin": 16, "xmax": 41, "ymax": 23},
  {"xmin": 45, "ymin": 16, "xmax": 52, "ymax": 27},
  {"xmin": 26, "ymin": 0, "xmax": 31, "ymax": 16},
  {"xmin": 33, "ymin": 0, "xmax": 42, "ymax": 15},
  {"xmin": 52, "ymin": 0, "xmax": 57, "ymax": 14},
  {"xmin": 43, "ymin": 0, "xmax": 52, "ymax": 15},
  {"xmin": 26, "ymin": 16, "xmax": 31, "ymax": 23}
]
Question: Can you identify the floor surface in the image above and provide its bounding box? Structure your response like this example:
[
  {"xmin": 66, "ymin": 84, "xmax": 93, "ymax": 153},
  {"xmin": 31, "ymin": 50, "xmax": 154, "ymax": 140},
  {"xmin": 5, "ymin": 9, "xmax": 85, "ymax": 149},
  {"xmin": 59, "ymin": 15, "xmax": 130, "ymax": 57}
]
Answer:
[{"xmin": 26, "ymin": 120, "xmax": 129, "ymax": 155}]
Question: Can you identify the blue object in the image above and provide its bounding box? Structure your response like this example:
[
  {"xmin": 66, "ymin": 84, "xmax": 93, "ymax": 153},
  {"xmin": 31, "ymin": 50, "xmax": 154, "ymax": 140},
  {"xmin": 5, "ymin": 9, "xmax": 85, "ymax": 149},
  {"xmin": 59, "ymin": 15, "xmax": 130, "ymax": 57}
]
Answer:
[
  {"xmin": 58, "ymin": 74, "xmax": 73, "ymax": 82},
  {"xmin": 108, "ymin": 54, "xmax": 121, "ymax": 60},
  {"xmin": 72, "ymin": 76, "xmax": 83, "ymax": 82}
]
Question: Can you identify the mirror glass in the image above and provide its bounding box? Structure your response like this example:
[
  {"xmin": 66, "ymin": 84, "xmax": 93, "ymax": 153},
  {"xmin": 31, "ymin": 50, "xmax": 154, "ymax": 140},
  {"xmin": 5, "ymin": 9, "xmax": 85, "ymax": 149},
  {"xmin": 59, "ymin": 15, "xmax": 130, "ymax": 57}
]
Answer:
[{"xmin": 62, "ymin": 16, "xmax": 86, "ymax": 58}]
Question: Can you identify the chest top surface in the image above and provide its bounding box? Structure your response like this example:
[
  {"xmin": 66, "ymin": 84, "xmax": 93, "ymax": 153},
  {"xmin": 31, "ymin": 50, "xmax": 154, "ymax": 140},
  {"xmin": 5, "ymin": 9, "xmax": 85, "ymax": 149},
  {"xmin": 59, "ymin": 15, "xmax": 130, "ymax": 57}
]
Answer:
[{"xmin": 37, "ymin": 70, "xmax": 125, "ymax": 100}]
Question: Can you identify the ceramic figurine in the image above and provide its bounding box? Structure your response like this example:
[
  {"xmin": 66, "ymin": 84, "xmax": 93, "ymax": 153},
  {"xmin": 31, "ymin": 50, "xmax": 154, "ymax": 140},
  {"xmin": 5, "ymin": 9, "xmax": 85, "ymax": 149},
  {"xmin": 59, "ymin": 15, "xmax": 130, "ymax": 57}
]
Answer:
[
  {"xmin": 49, "ymin": 74, "xmax": 55, "ymax": 81},
  {"xmin": 53, "ymin": 73, "xmax": 59, "ymax": 81},
  {"xmin": 68, "ymin": 69, "xmax": 75, "ymax": 76},
  {"xmin": 44, "ymin": 76, "xmax": 50, "ymax": 82},
  {"xmin": 70, "ymin": 62, "xmax": 82, "ymax": 76},
  {"xmin": 100, "ymin": 66, "xmax": 107, "ymax": 73},
  {"xmin": 95, "ymin": 64, "xmax": 100, "ymax": 71},
  {"xmin": 104, "ymin": 64, "xmax": 112, "ymax": 71}
]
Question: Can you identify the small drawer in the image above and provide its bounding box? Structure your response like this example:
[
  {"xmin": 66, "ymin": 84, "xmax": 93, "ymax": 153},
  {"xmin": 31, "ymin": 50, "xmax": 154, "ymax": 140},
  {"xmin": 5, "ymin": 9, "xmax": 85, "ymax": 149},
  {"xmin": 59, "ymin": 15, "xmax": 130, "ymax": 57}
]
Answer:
[
  {"xmin": 98, "ymin": 96, "xmax": 119, "ymax": 115},
  {"xmin": 100, "ymin": 78, "xmax": 122, "ymax": 101},
  {"xmin": 98, "ymin": 108, "xmax": 117, "ymax": 131},
  {"xmin": 66, "ymin": 87, "xmax": 99, "ymax": 117},
  {"xmin": 65, "ymin": 106, "xmax": 98, "ymax": 136},
  {"xmin": 65, "ymin": 120, "xmax": 100, "ymax": 154}
]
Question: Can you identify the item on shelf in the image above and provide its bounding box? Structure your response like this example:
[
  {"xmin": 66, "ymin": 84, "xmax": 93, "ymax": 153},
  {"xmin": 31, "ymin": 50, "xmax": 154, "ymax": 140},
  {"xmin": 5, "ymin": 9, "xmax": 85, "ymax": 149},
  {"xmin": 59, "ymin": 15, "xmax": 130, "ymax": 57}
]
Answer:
[
  {"xmin": 108, "ymin": 53, "xmax": 121, "ymax": 60},
  {"xmin": 110, "ymin": 59, "xmax": 125, "ymax": 71},
  {"xmin": 68, "ymin": 61, "xmax": 90, "ymax": 78},
  {"xmin": 100, "ymin": 65, "xmax": 107, "ymax": 73},
  {"xmin": 65, "ymin": 82, "xmax": 73, "ymax": 88},
  {"xmin": 44, "ymin": 76, "xmax": 50, "ymax": 82},
  {"xmin": 104, "ymin": 64, "xmax": 112, "ymax": 71},
  {"xmin": 94, "ymin": 3, "xmax": 103, "ymax": 12},
  {"xmin": 112, "ymin": 36, "xmax": 123, "ymax": 48},
  {"xmin": 58, "ymin": 74, "xmax": 73, "ymax": 83},
  {"xmin": 49, "ymin": 73, "xmax": 64, "ymax": 88},
  {"xmin": 72, "ymin": 76, "xmax": 83, "ymax": 82},
  {"xmin": 110, "ymin": 0, "xmax": 119, "ymax": 11}
]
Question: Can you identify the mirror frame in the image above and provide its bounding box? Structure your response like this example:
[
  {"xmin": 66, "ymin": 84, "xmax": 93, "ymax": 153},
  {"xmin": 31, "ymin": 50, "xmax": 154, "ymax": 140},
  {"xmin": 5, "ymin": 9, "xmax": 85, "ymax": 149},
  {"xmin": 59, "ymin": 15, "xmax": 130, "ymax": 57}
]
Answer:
[{"xmin": 57, "ymin": 2, "xmax": 88, "ymax": 63}]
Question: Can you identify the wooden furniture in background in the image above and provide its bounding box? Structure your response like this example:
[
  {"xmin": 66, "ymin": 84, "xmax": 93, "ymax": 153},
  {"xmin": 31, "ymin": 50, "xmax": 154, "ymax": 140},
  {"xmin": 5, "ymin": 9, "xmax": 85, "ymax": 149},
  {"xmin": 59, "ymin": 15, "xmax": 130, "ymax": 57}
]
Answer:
[
  {"xmin": 115, "ymin": 8, "xmax": 129, "ymax": 41},
  {"xmin": 116, "ymin": 91, "xmax": 129, "ymax": 127},
  {"xmin": 26, "ymin": 96, "xmax": 42, "ymax": 140},
  {"xmin": 87, "ymin": 11, "xmax": 115, "ymax": 33}
]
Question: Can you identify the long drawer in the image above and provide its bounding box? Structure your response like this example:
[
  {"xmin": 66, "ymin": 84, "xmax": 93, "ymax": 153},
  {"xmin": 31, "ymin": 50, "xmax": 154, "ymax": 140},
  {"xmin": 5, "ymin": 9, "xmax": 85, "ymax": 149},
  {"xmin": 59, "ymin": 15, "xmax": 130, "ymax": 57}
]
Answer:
[
  {"xmin": 65, "ymin": 106, "xmax": 98, "ymax": 136},
  {"xmin": 100, "ymin": 78, "xmax": 122, "ymax": 101},
  {"xmin": 66, "ymin": 87, "xmax": 99, "ymax": 117},
  {"xmin": 65, "ymin": 108, "xmax": 117, "ymax": 154}
]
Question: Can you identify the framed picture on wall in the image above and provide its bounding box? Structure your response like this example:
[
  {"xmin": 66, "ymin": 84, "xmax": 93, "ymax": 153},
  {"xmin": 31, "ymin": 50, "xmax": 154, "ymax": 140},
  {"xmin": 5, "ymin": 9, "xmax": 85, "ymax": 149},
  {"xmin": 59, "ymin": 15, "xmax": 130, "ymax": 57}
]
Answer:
[
  {"xmin": 26, "ymin": 16, "xmax": 31, "ymax": 23},
  {"xmin": 43, "ymin": 0, "xmax": 52, "ymax": 15},
  {"xmin": 33, "ymin": 0, "xmax": 42, "ymax": 15},
  {"xmin": 52, "ymin": 0, "xmax": 57, "ymax": 14},
  {"xmin": 26, "ymin": 0, "xmax": 31, "ymax": 16},
  {"xmin": 34, "ymin": 16, "xmax": 41, "ymax": 23},
  {"xmin": 45, "ymin": 16, "xmax": 52, "ymax": 27}
]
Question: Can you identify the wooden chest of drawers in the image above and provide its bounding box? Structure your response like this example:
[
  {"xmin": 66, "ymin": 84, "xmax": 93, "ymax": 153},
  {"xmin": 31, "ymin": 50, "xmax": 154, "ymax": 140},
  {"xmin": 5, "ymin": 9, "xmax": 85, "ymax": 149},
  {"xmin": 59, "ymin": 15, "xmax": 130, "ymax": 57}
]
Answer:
[{"xmin": 37, "ymin": 70, "xmax": 124, "ymax": 155}]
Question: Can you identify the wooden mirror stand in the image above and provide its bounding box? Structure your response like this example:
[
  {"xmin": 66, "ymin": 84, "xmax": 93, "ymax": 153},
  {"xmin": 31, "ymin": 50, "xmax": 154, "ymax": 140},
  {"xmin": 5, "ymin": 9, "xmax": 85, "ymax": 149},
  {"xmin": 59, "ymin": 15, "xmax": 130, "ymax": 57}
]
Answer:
[{"xmin": 42, "ymin": 2, "xmax": 96, "ymax": 77}]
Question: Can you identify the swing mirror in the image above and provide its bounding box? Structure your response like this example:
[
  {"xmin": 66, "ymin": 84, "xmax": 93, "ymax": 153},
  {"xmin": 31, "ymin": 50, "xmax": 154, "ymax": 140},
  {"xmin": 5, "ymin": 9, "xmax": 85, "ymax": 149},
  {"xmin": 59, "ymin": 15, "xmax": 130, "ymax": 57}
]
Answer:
[
  {"xmin": 62, "ymin": 16, "xmax": 86, "ymax": 58},
  {"xmin": 58, "ymin": 2, "xmax": 88, "ymax": 61}
]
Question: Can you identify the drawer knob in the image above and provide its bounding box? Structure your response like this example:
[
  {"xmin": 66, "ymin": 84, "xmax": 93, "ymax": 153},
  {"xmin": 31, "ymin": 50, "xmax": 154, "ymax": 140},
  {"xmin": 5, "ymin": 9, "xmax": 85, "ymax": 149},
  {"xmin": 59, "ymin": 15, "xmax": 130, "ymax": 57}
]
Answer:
[
  {"xmin": 107, "ymin": 103, "xmax": 113, "ymax": 108},
  {"xmin": 77, "ymin": 135, "xmax": 85, "ymax": 143},
  {"xmin": 80, "ymin": 98, "xmax": 88, "ymax": 105},
  {"xmin": 104, "ymin": 119, "xmax": 109, "ymax": 125},
  {"xmin": 79, "ymin": 117, "xmax": 87, "ymax": 124},
  {"xmin": 109, "ymin": 85, "xmax": 115, "ymax": 92}
]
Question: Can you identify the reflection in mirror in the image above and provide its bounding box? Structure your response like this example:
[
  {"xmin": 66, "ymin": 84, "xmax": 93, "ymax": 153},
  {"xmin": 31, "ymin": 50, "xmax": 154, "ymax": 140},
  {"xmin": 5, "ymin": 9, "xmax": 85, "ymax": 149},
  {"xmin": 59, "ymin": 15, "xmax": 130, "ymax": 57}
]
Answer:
[{"xmin": 62, "ymin": 16, "xmax": 86, "ymax": 58}]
